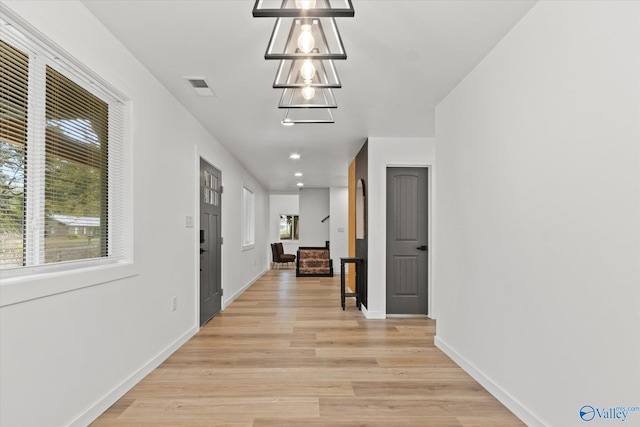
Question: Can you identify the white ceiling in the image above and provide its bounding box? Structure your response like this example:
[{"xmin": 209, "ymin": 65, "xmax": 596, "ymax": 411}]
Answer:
[{"xmin": 82, "ymin": 0, "xmax": 536, "ymax": 192}]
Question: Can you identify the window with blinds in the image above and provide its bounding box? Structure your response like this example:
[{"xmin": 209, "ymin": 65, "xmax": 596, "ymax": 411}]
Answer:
[
  {"xmin": 45, "ymin": 66, "xmax": 109, "ymax": 264},
  {"xmin": 0, "ymin": 20, "xmax": 126, "ymax": 273},
  {"xmin": 0, "ymin": 40, "xmax": 27, "ymax": 268}
]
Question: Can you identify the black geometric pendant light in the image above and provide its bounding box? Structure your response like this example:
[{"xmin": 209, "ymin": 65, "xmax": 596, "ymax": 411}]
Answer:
[
  {"xmin": 252, "ymin": 0, "xmax": 354, "ymax": 18},
  {"xmin": 265, "ymin": 17, "xmax": 346, "ymax": 60},
  {"xmin": 273, "ymin": 57, "xmax": 341, "ymax": 89},
  {"xmin": 279, "ymin": 87, "xmax": 337, "ymax": 109},
  {"xmin": 253, "ymin": 0, "xmax": 354, "ymax": 123}
]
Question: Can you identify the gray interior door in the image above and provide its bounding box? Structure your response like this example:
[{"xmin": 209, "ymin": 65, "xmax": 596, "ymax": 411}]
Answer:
[
  {"xmin": 386, "ymin": 167, "xmax": 428, "ymax": 315},
  {"xmin": 200, "ymin": 159, "xmax": 222, "ymax": 326}
]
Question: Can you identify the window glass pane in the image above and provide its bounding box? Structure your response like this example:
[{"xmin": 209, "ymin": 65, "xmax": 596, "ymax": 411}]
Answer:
[
  {"xmin": 242, "ymin": 187, "xmax": 255, "ymax": 246},
  {"xmin": 279, "ymin": 214, "xmax": 299, "ymax": 240},
  {"xmin": 44, "ymin": 66, "xmax": 108, "ymax": 263},
  {"xmin": 1, "ymin": 19, "xmax": 126, "ymax": 276},
  {"xmin": 0, "ymin": 40, "xmax": 28, "ymax": 268}
]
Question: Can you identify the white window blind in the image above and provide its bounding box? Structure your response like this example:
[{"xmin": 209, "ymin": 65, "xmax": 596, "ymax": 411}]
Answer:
[
  {"xmin": 0, "ymin": 40, "xmax": 28, "ymax": 267},
  {"xmin": 0, "ymin": 15, "xmax": 126, "ymax": 274}
]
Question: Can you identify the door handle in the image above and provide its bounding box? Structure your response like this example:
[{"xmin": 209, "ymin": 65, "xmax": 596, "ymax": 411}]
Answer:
[
  {"xmin": 416, "ymin": 245, "xmax": 427, "ymax": 251},
  {"xmin": 200, "ymin": 248, "xmax": 208, "ymax": 254}
]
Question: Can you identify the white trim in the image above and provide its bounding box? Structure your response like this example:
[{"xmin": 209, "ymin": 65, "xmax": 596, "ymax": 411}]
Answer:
[
  {"xmin": 241, "ymin": 184, "xmax": 256, "ymax": 249},
  {"xmin": 0, "ymin": 8, "xmax": 127, "ymax": 103},
  {"xmin": 427, "ymin": 165, "xmax": 435, "ymax": 319},
  {"xmin": 222, "ymin": 268, "xmax": 266, "ymax": 310},
  {"xmin": 361, "ymin": 304, "xmax": 386, "ymax": 319},
  {"xmin": 0, "ymin": 261, "xmax": 138, "ymax": 307},
  {"xmin": 434, "ymin": 335, "xmax": 547, "ymax": 427},
  {"xmin": 69, "ymin": 326, "xmax": 199, "ymax": 427},
  {"xmin": 193, "ymin": 149, "xmax": 201, "ymax": 327},
  {"xmin": 386, "ymin": 314, "xmax": 428, "ymax": 318}
]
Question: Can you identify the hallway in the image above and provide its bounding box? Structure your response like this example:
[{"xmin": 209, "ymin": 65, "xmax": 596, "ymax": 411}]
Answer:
[{"xmin": 92, "ymin": 270, "xmax": 523, "ymax": 426}]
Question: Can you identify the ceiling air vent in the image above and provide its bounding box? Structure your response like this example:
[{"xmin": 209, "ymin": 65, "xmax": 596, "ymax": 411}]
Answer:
[{"xmin": 184, "ymin": 77, "xmax": 217, "ymax": 97}]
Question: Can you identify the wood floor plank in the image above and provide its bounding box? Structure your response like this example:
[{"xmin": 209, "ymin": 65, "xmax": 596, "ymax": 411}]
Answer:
[
  {"xmin": 108, "ymin": 397, "xmax": 319, "ymax": 424},
  {"xmin": 253, "ymin": 419, "xmax": 463, "ymax": 427},
  {"xmin": 91, "ymin": 270, "xmax": 524, "ymax": 426},
  {"xmin": 318, "ymin": 397, "xmax": 462, "ymax": 422},
  {"xmin": 352, "ymin": 381, "xmax": 493, "ymax": 400}
]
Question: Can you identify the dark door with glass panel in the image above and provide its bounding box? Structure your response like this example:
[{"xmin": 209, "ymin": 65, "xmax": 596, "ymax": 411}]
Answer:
[
  {"xmin": 200, "ymin": 159, "xmax": 222, "ymax": 326},
  {"xmin": 386, "ymin": 167, "xmax": 428, "ymax": 315}
]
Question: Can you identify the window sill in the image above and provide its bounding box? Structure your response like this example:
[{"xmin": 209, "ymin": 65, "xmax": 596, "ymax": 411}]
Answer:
[
  {"xmin": 242, "ymin": 243, "xmax": 255, "ymax": 252},
  {"xmin": 0, "ymin": 261, "xmax": 139, "ymax": 307}
]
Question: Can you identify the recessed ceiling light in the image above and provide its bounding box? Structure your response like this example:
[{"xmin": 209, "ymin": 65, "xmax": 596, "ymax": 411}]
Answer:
[
  {"xmin": 294, "ymin": 172, "xmax": 303, "ymax": 177},
  {"xmin": 297, "ymin": 182, "xmax": 304, "ymax": 187},
  {"xmin": 281, "ymin": 120, "xmax": 295, "ymax": 126},
  {"xmin": 290, "ymin": 153, "xmax": 300, "ymax": 159}
]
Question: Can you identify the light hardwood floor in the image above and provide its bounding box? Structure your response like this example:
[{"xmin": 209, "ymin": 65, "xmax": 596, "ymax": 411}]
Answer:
[{"xmin": 92, "ymin": 269, "xmax": 524, "ymax": 427}]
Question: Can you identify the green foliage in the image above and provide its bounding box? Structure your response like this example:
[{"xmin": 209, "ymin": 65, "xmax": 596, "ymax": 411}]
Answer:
[
  {"xmin": 0, "ymin": 141, "xmax": 105, "ymax": 233},
  {"xmin": 45, "ymin": 156, "xmax": 102, "ymax": 217},
  {"xmin": 0, "ymin": 141, "xmax": 25, "ymax": 233}
]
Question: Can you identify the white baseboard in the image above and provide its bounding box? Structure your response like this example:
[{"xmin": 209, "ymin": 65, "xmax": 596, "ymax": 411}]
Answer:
[
  {"xmin": 68, "ymin": 269, "xmax": 267, "ymax": 426},
  {"xmin": 434, "ymin": 336, "xmax": 545, "ymax": 427},
  {"xmin": 386, "ymin": 314, "xmax": 428, "ymax": 318},
  {"xmin": 70, "ymin": 326, "xmax": 199, "ymax": 427},
  {"xmin": 222, "ymin": 269, "xmax": 266, "ymax": 309},
  {"xmin": 361, "ymin": 305, "xmax": 386, "ymax": 319}
]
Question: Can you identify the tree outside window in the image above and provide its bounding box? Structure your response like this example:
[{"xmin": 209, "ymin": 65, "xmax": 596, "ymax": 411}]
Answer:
[{"xmin": 279, "ymin": 214, "xmax": 299, "ymax": 240}]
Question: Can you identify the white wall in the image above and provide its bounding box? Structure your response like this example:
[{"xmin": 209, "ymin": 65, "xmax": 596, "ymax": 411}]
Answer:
[
  {"xmin": 329, "ymin": 187, "xmax": 349, "ymax": 266},
  {"xmin": 269, "ymin": 190, "xmax": 346, "ymax": 267},
  {"xmin": 434, "ymin": 2, "xmax": 640, "ymax": 426},
  {"xmin": 298, "ymin": 188, "xmax": 330, "ymax": 247},
  {"xmin": 365, "ymin": 138, "xmax": 436, "ymax": 319},
  {"xmin": 268, "ymin": 193, "xmax": 299, "ymax": 261},
  {"xmin": 0, "ymin": 1, "xmax": 268, "ymax": 426}
]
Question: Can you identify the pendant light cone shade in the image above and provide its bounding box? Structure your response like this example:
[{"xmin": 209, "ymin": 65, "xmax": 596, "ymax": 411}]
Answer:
[
  {"xmin": 273, "ymin": 57, "xmax": 341, "ymax": 88},
  {"xmin": 253, "ymin": 0, "xmax": 355, "ymax": 18},
  {"xmin": 265, "ymin": 18, "xmax": 346, "ymax": 60},
  {"xmin": 279, "ymin": 87, "xmax": 337, "ymax": 108},
  {"xmin": 282, "ymin": 108, "xmax": 334, "ymax": 124}
]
